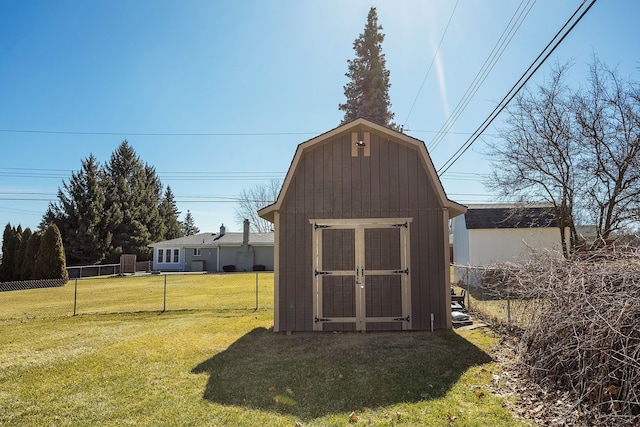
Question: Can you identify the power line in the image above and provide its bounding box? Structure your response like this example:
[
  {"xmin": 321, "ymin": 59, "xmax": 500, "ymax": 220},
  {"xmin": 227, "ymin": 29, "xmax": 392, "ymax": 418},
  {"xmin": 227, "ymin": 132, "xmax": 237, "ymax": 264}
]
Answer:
[
  {"xmin": 0, "ymin": 129, "xmax": 319, "ymax": 137},
  {"xmin": 410, "ymin": 129, "xmax": 498, "ymax": 137},
  {"xmin": 440, "ymin": 174, "xmax": 489, "ymax": 182},
  {"xmin": 0, "ymin": 206, "xmax": 45, "ymax": 215},
  {"xmin": 0, "ymin": 167, "xmax": 285, "ymax": 182},
  {"xmin": 403, "ymin": 0, "xmax": 460, "ymax": 126},
  {"xmin": 0, "ymin": 193, "xmax": 260, "ymax": 203},
  {"xmin": 0, "ymin": 126, "xmax": 483, "ymax": 140},
  {"xmin": 437, "ymin": 0, "xmax": 598, "ymax": 175},
  {"xmin": 428, "ymin": 0, "xmax": 536, "ymax": 152}
]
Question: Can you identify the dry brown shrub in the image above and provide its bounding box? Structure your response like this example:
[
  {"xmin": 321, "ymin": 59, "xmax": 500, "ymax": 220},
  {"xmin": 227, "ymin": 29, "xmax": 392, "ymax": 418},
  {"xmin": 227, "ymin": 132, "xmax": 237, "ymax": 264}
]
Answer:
[{"xmin": 481, "ymin": 247, "xmax": 640, "ymax": 426}]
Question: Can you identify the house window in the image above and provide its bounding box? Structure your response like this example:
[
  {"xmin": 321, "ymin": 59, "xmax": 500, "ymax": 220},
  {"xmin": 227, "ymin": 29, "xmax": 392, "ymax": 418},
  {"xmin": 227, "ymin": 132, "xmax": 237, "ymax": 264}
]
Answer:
[
  {"xmin": 158, "ymin": 248, "xmax": 180, "ymax": 264},
  {"xmin": 193, "ymin": 248, "xmax": 201, "ymax": 257}
]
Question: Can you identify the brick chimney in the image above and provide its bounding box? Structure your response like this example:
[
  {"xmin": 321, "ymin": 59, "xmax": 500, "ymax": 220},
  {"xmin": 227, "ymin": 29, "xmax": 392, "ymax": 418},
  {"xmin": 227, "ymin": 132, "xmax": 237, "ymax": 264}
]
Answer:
[
  {"xmin": 243, "ymin": 219, "xmax": 249, "ymax": 247},
  {"xmin": 219, "ymin": 224, "xmax": 226, "ymax": 236}
]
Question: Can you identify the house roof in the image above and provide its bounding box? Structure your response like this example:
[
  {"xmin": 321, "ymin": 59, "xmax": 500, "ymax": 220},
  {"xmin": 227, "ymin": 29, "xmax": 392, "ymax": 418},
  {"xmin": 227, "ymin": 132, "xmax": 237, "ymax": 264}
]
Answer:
[
  {"xmin": 464, "ymin": 204, "xmax": 559, "ymax": 229},
  {"xmin": 258, "ymin": 118, "xmax": 466, "ymax": 222},
  {"xmin": 149, "ymin": 232, "xmax": 274, "ymax": 248}
]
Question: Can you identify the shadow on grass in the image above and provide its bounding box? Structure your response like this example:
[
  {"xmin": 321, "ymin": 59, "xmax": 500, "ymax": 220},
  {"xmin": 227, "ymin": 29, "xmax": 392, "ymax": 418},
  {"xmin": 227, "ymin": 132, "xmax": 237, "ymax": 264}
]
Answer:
[{"xmin": 192, "ymin": 327, "xmax": 492, "ymax": 420}]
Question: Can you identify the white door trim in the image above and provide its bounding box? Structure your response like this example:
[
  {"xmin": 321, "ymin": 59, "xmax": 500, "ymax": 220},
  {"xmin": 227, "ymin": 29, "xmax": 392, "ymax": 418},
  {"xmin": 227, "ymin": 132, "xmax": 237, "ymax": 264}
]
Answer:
[{"xmin": 310, "ymin": 218, "xmax": 413, "ymax": 331}]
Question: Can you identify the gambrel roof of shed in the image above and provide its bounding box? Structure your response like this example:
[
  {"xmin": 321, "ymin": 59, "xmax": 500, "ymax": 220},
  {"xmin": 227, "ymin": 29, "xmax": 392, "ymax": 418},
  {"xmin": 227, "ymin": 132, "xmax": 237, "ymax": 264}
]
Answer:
[{"xmin": 258, "ymin": 118, "xmax": 466, "ymax": 222}]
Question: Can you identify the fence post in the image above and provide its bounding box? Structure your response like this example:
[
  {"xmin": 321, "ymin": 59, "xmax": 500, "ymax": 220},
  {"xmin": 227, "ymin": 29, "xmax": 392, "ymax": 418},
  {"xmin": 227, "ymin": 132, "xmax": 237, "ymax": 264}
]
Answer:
[
  {"xmin": 73, "ymin": 278, "xmax": 78, "ymax": 316},
  {"xmin": 255, "ymin": 272, "xmax": 259, "ymax": 311},
  {"xmin": 163, "ymin": 274, "xmax": 167, "ymax": 312},
  {"xmin": 467, "ymin": 278, "xmax": 471, "ymax": 311}
]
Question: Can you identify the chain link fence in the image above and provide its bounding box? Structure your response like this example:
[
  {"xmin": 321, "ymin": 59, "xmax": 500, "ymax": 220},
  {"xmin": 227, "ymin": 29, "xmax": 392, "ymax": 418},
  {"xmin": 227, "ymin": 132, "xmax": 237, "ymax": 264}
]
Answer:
[
  {"xmin": 0, "ymin": 278, "xmax": 67, "ymax": 292},
  {"xmin": 452, "ymin": 264, "xmax": 536, "ymax": 327},
  {"xmin": 0, "ymin": 272, "xmax": 273, "ymax": 320}
]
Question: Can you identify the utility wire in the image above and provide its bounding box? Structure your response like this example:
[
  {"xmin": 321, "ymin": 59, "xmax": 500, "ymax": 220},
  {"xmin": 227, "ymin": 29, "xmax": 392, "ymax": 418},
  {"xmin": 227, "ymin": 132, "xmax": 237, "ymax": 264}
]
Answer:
[
  {"xmin": 403, "ymin": 0, "xmax": 460, "ymax": 127},
  {"xmin": 0, "ymin": 167, "xmax": 284, "ymax": 181},
  {"xmin": 0, "ymin": 129, "xmax": 318, "ymax": 137},
  {"xmin": 437, "ymin": 0, "xmax": 598, "ymax": 175},
  {"xmin": 0, "ymin": 127, "xmax": 485, "ymax": 139},
  {"xmin": 428, "ymin": 0, "xmax": 535, "ymax": 152}
]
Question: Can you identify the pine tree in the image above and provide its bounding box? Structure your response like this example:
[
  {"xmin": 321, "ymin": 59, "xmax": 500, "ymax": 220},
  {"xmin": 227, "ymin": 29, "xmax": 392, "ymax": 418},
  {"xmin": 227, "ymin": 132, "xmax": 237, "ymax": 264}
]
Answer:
[
  {"xmin": 33, "ymin": 224, "xmax": 68, "ymax": 281},
  {"xmin": 42, "ymin": 141, "xmax": 176, "ymax": 265},
  {"xmin": 139, "ymin": 164, "xmax": 163, "ymax": 243},
  {"xmin": 12, "ymin": 225, "xmax": 23, "ymax": 280},
  {"xmin": 103, "ymin": 141, "xmax": 161, "ymax": 261},
  {"xmin": 339, "ymin": 7, "xmax": 395, "ymax": 127},
  {"xmin": 159, "ymin": 186, "xmax": 183, "ymax": 240},
  {"xmin": 51, "ymin": 155, "xmax": 111, "ymax": 265},
  {"xmin": 0, "ymin": 224, "xmax": 23, "ymax": 281},
  {"xmin": 181, "ymin": 210, "xmax": 200, "ymax": 236},
  {"xmin": 0, "ymin": 224, "xmax": 15, "ymax": 281},
  {"xmin": 21, "ymin": 231, "xmax": 42, "ymax": 280},
  {"xmin": 15, "ymin": 227, "xmax": 31, "ymax": 280}
]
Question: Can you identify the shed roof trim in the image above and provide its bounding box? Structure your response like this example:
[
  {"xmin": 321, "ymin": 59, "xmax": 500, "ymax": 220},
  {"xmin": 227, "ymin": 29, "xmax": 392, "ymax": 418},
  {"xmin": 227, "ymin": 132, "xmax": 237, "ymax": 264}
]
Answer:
[{"xmin": 258, "ymin": 118, "xmax": 466, "ymax": 222}]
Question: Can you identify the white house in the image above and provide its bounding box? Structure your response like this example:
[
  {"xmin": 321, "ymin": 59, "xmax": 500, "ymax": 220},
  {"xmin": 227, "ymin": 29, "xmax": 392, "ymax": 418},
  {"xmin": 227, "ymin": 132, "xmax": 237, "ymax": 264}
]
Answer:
[
  {"xmin": 149, "ymin": 221, "xmax": 274, "ymax": 273},
  {"xmin": 452, "ymin": 204, "xmax": 565, "ymax": 284}
]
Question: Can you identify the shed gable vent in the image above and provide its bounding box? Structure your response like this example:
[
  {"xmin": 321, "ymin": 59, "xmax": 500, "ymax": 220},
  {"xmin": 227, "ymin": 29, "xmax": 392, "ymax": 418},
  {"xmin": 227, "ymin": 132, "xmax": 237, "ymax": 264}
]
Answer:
[{"xmin": 351, "ymin": 131, "xmax": 371, "ymax": 157}]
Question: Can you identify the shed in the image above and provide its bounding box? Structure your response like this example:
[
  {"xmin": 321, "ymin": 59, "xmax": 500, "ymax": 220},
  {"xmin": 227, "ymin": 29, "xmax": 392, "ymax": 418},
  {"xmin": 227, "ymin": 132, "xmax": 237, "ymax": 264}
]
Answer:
[
  {"xmin": 451, "ymin": 204, "xmax": 565, "ymax": 285},
  {"xmin": 258, "ymin": 118, "xmax": 466, "ymax": 332}
]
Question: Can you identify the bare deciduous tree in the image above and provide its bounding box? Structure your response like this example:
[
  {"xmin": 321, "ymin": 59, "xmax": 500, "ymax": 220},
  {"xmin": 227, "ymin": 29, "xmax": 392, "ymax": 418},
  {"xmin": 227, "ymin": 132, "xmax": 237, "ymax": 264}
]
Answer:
[
  {"xmin": 487, "ymin": 63, "xmax": 582, "ymax": 257},
  {"xmin": 487, "ymin": 59, "xmax": 640, "ymax": 255},
  {"xmin": 574, "ymin": 58, "xmax": 640, "ymax": 244},
  {"xmin": 234, "ymin": 179, "xmax": 281, "ymax": 233}
]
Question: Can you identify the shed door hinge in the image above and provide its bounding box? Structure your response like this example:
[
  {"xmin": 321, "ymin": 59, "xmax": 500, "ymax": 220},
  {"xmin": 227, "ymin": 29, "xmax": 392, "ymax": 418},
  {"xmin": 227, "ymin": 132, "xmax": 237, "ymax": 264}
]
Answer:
[
  {"xmin": 393, "ymin": 268, "xmax": 409, "ymax": 275},
  {"xmin": 392, "ymin": 222, "xmax": 408, "ymax": 228},
  {"xmin": 315, "ymin": 270, "xmax": 331, "ymax": 276},
  {"xmin": 314, "ymin": 317, "xmax": 331, "ymax": 323},
  {"xmin": 393, "ymin": 316, "xmax": 411, "ymax": 322}
]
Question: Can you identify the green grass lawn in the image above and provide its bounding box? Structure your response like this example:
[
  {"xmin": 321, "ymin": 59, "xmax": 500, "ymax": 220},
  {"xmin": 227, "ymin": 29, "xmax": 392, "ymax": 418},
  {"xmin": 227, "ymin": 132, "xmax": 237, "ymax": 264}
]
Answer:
[{"xmin": 0, "ymin": 274, "xmax": 531, "ymax": 426}]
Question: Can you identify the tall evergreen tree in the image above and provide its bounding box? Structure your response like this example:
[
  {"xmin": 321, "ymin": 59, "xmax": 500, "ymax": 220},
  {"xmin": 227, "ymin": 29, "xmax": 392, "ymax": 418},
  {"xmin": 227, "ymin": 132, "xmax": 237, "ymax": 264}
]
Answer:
[
  {"xmin": 103, "ymin": 141, "xmax": 161, "ymax": 261},
  {"xmin": 40, "ymin": 204, "xmax": 60, "ymax": 232},
  {"xmin": 139, "ymin": 164, "xmax": 163, "ymax": 243},
  {"xmin": 15, "ymin": 227, "xmax": 31, "ymax": 280},
  {"xmin": 42, "ymin": 141, "xmax": 179, "ymax": 265},
  {"xmin": 339, "ymin": 7, "xmax": 395, "ymax": 127},
  {"xmin": 50, "ymin": 155, "xmax": 112, "ymax": 265},
  {"xmin": 33, "ymin": 223, "xmax": 68, "ymax": 281},
  {"xmin": 0, "ymin": 224, "xmax": 23, "ymax": 281},
  {"xmin": 12, "ymin": 225, "xmax": 23, "ymax": 280},
  {"xmin": 159, "ymin": 186, "xmax": 183, "ymax": 240},
  {"xmin": 21, "ymin": 231, "xmax": 42, "ymax": 280},
  {"xmin": 181, "ymin": 210, "xmax": 200, "ymax": 236},
  {"xmin": 0, "ymin": 224, "xmax": 16, "ymax": 281}
]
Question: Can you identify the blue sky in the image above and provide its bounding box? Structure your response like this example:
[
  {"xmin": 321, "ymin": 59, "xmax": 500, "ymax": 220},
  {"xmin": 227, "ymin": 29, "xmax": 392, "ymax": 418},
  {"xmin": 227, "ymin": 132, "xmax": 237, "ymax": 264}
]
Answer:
[{"xmin": 0, "ymin": 0, "xmax": 637, "ymax": 233}]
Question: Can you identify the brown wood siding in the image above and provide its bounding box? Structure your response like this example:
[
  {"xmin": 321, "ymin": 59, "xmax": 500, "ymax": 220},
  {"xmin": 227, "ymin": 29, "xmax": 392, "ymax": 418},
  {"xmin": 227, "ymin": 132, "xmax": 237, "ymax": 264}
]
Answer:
[{"xmin": 277, "ymin": 128, "xmax": 447, "ymax": 331}]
